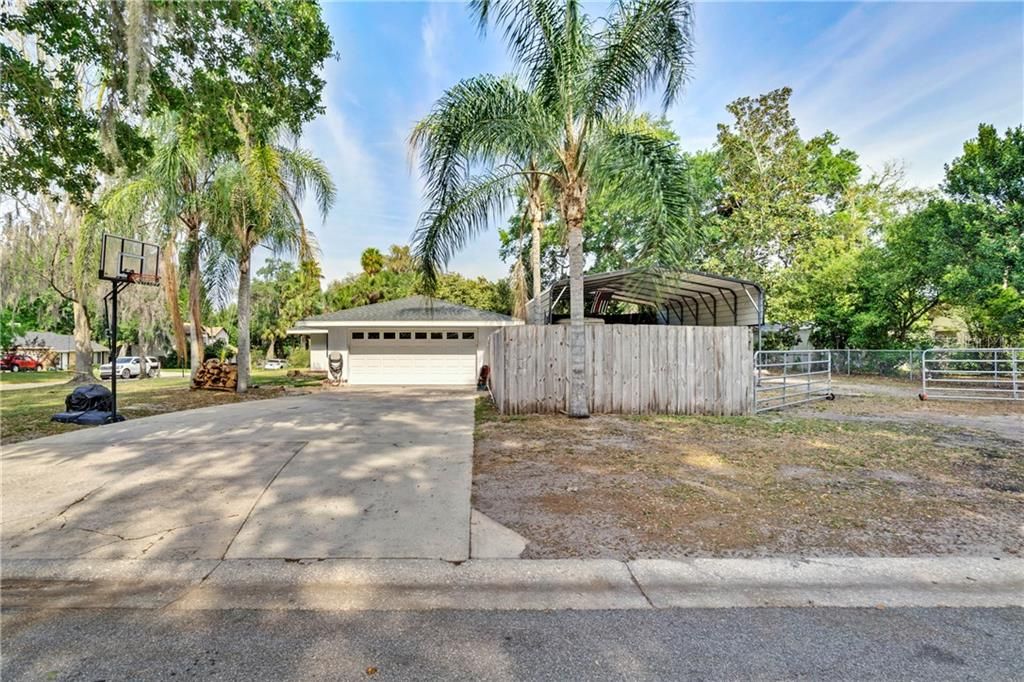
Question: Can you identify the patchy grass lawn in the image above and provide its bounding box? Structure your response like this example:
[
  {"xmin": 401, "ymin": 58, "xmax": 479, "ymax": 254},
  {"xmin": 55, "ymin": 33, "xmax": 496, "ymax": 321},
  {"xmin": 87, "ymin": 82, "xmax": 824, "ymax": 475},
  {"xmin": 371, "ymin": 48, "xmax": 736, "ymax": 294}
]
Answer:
[
  {"xmin": 0, "ymin": 369, "xmax": 323, "ymax": 445},
  {"xmin": 0, "ymin": 370, "xmax": 74, "ymax": 384},
  {"xmin": 473, "ymin": 397, "xmax": 1023, "ymax": 559}
]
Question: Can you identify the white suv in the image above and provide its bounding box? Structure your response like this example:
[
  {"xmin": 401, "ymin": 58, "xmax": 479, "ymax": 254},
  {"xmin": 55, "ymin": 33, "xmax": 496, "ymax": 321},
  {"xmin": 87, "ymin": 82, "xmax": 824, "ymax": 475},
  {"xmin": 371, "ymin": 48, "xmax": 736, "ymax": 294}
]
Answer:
[{"xmin": 100, "ymin": 356, "xmax": 144, "ymax": 380}]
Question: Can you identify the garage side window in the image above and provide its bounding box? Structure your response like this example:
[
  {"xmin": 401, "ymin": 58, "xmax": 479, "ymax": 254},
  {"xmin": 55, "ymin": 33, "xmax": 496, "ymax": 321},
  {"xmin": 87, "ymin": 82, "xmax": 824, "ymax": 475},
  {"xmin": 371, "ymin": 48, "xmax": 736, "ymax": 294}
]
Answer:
[
  {"xmin": 383, "ymin": 332, "xmax": 396, "ymax": 340},
  {"xmin": 352, "ymin": 332, "xmax": 365, "ymax": 340},
  {"xmin": 446, "ymin": 332, "xmax": 459, "ymax": 340},
  {"xmin": 415, "ymin": 332, "xmax": 427, "ymax": 340},
  {"xmin": 367, "ymin": 332, "xmax": 380, "ymax": 340},
  {"xmin": 399, "ymin": 332, "xmax": 411, "ymax": 339},
  {"xmin": 430, "ymin": 332, "xmax": 442, "ymax": 340},
  {"xmin": 462, "ymin": 332, "xmax": 475, "ymax": 340}
]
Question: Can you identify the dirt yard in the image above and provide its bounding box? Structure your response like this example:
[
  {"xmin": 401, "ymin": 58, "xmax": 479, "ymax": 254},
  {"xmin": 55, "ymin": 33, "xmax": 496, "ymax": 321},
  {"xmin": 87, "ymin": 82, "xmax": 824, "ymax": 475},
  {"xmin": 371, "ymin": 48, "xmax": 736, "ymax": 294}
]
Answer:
[{"xmin": 473, "ymin": 383, "xmax": 1023, "ymax": 559}]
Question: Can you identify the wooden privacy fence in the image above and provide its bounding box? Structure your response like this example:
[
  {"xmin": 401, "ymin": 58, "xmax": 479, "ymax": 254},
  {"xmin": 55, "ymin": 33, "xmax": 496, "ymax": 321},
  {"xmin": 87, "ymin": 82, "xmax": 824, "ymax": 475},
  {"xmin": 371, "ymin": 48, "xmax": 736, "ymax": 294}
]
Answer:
[{"xmin": 486, "ymin": 325, "xmax": 754, "ymax": 415}]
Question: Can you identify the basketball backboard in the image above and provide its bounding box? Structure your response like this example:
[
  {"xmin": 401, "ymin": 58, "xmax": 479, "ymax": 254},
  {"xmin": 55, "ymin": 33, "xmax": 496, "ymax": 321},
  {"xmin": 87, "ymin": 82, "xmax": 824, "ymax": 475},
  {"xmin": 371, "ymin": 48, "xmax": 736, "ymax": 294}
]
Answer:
[{"xmin": 99, "ymin": 234, "xmax": 161, "ymax": 286}]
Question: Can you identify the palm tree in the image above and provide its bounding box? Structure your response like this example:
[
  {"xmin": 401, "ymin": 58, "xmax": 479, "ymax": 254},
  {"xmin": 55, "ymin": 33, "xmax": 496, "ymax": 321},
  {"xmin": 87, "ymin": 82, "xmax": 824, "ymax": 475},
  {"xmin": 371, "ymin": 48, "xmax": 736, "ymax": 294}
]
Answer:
[
  {"xmin": 360, "ymin": 247, "xmax": 384, "ymax": 276},
  {"xmin": 413, "ymin": 97, "xmax": 551, "ymax": 323},
  {"xmin": 412, "ymin": 0, "xmax": 698, "ymax": 416},
  {"xmin": 102, "ymin": 113, "xmax": 215, "ymax": 377},
  {"xmin": 208, "ymin": 114, "xmax": 335, "ymax": 393}
]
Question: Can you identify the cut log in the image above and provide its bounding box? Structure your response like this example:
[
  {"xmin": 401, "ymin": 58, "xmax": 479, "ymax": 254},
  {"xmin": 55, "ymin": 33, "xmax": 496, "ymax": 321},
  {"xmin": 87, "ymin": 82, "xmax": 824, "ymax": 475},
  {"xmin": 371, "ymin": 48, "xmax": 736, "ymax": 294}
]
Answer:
[{"xmin": 191, "ymin": 358, "xmax": 239, "ymax": 392}]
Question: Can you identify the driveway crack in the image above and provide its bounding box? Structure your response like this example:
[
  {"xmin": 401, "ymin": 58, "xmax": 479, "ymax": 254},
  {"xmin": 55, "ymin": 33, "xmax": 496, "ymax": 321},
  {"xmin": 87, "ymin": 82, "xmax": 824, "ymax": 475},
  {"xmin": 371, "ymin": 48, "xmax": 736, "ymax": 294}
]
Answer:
[
  {"xmin": 27, "ymin": 484, "xmax": 107, "ymax": 532},
  {"xmin": 219, "ymin": 441, "xmax": 309, "ymax": 560},
  {"xmin": 70, "ymin": 515, "xmax": 243, "ymax": 545}
]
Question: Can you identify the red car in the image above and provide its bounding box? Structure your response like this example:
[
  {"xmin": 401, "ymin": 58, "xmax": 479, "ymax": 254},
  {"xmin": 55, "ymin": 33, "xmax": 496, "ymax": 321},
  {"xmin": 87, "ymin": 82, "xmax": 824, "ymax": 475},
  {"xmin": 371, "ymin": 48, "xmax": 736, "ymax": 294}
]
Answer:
[{"xmin": 1, "ymin": 354, "xmax": 41, "ymax": 372}]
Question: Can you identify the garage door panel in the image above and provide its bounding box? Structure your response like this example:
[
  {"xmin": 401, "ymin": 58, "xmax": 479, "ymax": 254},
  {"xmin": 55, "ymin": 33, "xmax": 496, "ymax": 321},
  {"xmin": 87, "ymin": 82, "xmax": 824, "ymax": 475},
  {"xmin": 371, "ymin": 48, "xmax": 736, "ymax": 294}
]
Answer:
[{"xmin": 348, "ymin": 332, "xmax": 477, "ymax": 385}]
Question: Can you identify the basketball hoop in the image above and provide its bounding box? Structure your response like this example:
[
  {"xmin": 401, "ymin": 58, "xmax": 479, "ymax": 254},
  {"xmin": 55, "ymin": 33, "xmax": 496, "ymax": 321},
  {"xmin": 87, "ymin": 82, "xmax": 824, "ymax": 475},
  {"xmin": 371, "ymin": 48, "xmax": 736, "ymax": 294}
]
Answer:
[
  {"xmin": 126, "ymin": 272, "xmax": 161, "ymax": 287},
  {"xmin": 97, "ymin": 234, "xmax": 163, "ymax": 423},
  {"xmin": 99, "ymin": 234, "xmax": 161, "ymax": 285}
]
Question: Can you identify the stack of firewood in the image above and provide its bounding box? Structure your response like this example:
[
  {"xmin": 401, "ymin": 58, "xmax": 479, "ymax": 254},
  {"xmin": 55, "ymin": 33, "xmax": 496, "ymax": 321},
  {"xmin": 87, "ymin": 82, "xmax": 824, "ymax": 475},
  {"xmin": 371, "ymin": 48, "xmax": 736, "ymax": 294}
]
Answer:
[{"xmin": 191, "ymin": 359, "xmax": 238, "ymax": 392}]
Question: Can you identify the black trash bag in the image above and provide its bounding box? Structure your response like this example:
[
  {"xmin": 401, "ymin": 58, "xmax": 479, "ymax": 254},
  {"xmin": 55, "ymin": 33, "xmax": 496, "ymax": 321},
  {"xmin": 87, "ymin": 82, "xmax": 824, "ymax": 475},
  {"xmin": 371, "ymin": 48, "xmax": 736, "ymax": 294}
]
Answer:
[
  {"xmin": 51, "ymin": 411, "xmax": 86, "ymax": 424},
  {"xmin": 65, "ymin": 383, "xmax": 113, "ymax": 412},
  {"xmin": 74, "ymin": 410, "xmax": 117, "ymax": 425}
]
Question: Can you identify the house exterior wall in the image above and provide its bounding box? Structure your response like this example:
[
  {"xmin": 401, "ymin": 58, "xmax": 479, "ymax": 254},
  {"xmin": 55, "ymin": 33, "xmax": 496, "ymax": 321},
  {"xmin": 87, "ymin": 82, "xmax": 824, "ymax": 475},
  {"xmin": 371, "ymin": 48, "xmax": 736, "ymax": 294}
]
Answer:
[{"xmin": 310, "ymin": 333, "xmax": 329, "ymax": 371}]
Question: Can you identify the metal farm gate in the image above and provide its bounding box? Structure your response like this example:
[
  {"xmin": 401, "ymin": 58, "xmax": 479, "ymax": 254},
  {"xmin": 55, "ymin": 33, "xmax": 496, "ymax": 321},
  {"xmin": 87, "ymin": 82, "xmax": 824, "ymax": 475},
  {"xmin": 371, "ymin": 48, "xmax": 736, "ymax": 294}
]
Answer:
[
  {"xmin": 920, "ymin": 348, "xmax": 1022, "ymax": 402},
  {"xmin": 754, "ymin": 350, "xmax": 835, "ymax": 413}
]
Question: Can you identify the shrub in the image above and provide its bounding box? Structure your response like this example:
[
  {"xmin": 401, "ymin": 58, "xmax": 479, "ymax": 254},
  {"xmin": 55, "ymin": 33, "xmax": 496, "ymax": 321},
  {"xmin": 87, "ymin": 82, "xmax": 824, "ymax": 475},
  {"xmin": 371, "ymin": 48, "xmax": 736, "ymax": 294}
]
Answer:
[{"xmin": 287, "ymin": 347, "xmax": 310, "ymax": 369}]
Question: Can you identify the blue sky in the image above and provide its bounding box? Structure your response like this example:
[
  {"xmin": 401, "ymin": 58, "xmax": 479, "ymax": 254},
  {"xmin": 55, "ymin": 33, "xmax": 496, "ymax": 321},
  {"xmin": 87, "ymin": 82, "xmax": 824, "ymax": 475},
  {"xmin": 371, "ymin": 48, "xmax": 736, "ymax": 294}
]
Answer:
[{"xmin": 294, "ymin": 1, "xmax": 1024, "ymax": 284}]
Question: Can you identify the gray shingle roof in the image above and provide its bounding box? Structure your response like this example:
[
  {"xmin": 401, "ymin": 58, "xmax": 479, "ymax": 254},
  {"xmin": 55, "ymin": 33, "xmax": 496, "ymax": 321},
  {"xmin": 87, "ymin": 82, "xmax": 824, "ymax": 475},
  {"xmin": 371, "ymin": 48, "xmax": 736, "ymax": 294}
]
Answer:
[
  {"xmin": 303, "ymin": 296, "xmax": 518, "ymax": 324},
  {"xmin": 14, "ymin": 331, "xmax": 108, "ymax": 353}
]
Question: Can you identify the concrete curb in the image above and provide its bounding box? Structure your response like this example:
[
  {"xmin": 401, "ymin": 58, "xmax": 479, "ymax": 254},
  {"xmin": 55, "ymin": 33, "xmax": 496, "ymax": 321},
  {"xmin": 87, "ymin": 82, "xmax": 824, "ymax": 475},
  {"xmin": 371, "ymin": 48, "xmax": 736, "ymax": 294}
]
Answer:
[
  {"xmin": 628, "ymin": 558, "xmax": 1024, "ymax": 608},
  {"xmin": 1, "ymin": 560, "xmax": 219, "ymax": 609},
  {"xmin": 3, "ymin": 557, "xmax": 1021, "ymax": 611}
]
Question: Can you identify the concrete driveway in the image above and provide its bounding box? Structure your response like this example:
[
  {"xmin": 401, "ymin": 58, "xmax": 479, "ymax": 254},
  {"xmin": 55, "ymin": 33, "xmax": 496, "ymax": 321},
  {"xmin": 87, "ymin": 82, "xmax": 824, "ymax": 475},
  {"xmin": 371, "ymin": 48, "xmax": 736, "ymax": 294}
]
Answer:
[{"xmin": 1, "ymin": 388, "xmax": 475, "ymax": 561}]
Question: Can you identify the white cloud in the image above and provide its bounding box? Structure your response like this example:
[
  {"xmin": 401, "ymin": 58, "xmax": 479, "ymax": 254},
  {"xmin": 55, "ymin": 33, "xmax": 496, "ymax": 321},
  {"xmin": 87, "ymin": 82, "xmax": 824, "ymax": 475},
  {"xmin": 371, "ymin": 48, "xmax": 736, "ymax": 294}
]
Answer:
[
  {"xmin": 421, "ymin": 3, "xmax": 450, "ymax": 92},
  {"xmin": 672, "ymin": 2, "xmax": 1023, "ymax": 192}
]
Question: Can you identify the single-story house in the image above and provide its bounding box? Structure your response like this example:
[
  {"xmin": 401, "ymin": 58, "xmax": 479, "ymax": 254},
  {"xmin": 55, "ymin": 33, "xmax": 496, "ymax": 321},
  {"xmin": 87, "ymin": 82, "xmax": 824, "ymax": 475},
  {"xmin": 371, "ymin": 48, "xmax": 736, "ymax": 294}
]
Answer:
[
  {"xmin": 183, "ymin": 324, "xmax": 231, "ymax": 346},
  {"xmin": 12, "ymin": 331, "xmax": 109, "ymax": 370},
  {"xmin": 288, "ymin": 295, "xmax": 522, "ymax": 385}
]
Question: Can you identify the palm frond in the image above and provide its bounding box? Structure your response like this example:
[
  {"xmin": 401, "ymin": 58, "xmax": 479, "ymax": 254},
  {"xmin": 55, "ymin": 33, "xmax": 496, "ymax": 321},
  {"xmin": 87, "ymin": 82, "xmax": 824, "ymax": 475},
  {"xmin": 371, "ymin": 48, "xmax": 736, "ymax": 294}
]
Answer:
[
  {"xmin": 276, "ymin": 145, "xmax": 337, "ymax": 222},
  {"xmin": 590, "ymin": 118, "xmax": 698, "ymax": 266},
  {"xmin": 200, "ymin": 233, "xmax": 237, "ymax": 309},
  {"xmin": 100, "ymin": 176, "xmax": 158, "ymax": 233},
  {"xmin": 586, "ymin": 0, "xmax": 694, "ymax": 118},
  {"xmin": 469, "ymin": 0, "xmax": 590, "ymax": 112},
  {"xmin": 410, "ymin": 74, "xmax": 553, "ymax": 206},
  {"xmin": 414, "ymin": 169, "xmax": 522, "ymax": 292}
]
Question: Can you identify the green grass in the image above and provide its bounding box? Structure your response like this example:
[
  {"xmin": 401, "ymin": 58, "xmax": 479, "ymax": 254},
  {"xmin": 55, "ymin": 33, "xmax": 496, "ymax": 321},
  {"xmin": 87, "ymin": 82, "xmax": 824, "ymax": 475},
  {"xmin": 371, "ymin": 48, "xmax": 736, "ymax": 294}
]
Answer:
[
  {"xmin": 475, "ymin": 395, "xmax": 500, "ymax": 423},
  {"xmin": 249, "ymin": 368, "xmax": 325, "ymax": 388},
  {"xmin": 0, "ymin": 369, "xmax": 321, "ymax": 445},
  {"xmin": 0, "ymin": 370, "xmax": 75, "ymax": 384}
]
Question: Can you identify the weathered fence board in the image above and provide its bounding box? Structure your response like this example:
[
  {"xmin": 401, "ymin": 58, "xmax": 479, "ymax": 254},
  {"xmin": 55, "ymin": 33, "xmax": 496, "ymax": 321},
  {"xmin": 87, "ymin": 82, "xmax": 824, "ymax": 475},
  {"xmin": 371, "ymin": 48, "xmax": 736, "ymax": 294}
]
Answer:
[{"xmin": 486, "ymin": 325, "xmax": 754, "ymax": 415}]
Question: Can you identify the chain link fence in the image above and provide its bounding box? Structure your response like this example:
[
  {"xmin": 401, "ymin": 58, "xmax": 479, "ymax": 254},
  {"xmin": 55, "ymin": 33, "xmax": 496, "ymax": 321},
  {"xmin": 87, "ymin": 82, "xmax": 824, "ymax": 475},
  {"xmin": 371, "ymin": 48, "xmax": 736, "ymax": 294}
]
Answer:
[{"xmin": 821, "ymin": 349, "xmax": 924, "ymax": 380}]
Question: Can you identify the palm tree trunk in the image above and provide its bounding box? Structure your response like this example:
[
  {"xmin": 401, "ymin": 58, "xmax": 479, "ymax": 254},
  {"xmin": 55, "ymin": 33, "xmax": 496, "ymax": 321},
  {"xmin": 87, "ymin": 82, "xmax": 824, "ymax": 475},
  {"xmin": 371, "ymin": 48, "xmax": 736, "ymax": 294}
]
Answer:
[
  {"xmin": 562, "ymin": 179, "xmax": 589, "ymax": 418},
  {"xmin": 266, "ymin": 337, "xmax": 276, "ymax": 360},
  {"xmin": 236, "ymin": 243, "xmax": 252, "ymax": 393},
  {"xmin": 527, "ymin": 177, "xmax": 545, "ymax": 324},
  {"xmin": 187, "ymin": 225, "xmax": 204, "ymax": 378},
  {"xmin": 162, "ymin": 239, "xmax": 188, "ymax": 364}
]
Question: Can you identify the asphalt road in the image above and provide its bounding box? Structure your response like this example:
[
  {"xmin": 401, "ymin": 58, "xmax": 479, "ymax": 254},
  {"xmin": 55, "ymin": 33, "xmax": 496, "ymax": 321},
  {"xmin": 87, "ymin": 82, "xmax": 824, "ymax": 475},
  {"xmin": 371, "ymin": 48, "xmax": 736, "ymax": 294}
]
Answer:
[{"xmin": 3, "ymin": 607, "xmax": 1022, "ymax": 681}]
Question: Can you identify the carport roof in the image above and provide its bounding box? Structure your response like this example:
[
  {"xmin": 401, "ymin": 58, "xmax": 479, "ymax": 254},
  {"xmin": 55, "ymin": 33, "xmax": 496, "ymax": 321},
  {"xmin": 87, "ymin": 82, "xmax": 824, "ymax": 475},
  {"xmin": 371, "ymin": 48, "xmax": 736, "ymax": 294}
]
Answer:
[
  {"xmin": 529, "ymin": 268, "xmax": 764, "ymax": 327},
  {"xmin": 298, "ymin": 295, "xmax": 521, "ymax": 325}
]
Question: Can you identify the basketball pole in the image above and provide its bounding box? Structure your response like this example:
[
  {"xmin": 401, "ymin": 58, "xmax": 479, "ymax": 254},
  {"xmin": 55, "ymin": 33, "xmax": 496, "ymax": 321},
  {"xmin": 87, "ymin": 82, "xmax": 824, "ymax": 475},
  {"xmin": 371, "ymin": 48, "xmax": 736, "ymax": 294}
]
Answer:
[
  {"xmin": 105, "ymin": 280, "xmax": 129, "ymax": 424},
  {"xmin": 110, "ymin": 280, "xmax": 117, "ymax": 421}
]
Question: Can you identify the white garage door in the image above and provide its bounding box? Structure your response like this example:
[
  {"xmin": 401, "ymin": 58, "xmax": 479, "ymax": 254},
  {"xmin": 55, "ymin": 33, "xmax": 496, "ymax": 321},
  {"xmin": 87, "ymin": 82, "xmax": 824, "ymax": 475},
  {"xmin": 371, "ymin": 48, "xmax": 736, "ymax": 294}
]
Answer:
[{"xmin": 348, "ymin": 329, "xmax": 478, "ymax": 385}]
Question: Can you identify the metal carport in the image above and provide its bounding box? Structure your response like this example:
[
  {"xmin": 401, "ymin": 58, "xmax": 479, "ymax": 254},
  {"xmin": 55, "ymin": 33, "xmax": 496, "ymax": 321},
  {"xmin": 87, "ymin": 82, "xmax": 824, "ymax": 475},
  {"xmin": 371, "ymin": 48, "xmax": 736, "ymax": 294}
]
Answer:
[{"xmin": 527, "ymin": 268, "xmax": 765, "ymax": 329}]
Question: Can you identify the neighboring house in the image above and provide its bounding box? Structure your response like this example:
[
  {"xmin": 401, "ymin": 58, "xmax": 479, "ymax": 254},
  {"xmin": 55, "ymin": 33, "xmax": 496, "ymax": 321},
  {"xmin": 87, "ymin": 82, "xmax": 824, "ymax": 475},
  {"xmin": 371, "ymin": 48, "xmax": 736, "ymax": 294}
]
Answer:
[
  {"xmin": 183, "ymin": 324, "xmax": 231, "ymax": 346},
  {"xmin": 928, "ymin": 314, "xmax": 971, "ymax": 347},
  {"xmin": 12, "ymin": 331, "xmax": 109, "ymax": 370},
  {"xmin": 288, "ymin": 295, "xmax": 522, "ymax": 385},
  {"xmin": 759, "ymin": 323, "xmax": 814, "ymax": 350}
]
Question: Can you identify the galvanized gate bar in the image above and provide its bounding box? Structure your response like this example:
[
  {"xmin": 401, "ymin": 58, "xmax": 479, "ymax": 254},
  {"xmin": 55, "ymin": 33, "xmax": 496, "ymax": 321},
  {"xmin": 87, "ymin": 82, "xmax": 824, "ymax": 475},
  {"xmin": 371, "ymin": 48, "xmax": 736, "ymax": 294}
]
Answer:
[
  {"xmin": 754, "ymin": 350, "xmax": 834, "ymax": 413},
  {"xmin": 920, "ymin": 348, "xmax": 1022, "ymax": 401}
]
